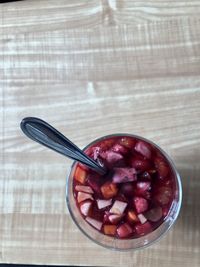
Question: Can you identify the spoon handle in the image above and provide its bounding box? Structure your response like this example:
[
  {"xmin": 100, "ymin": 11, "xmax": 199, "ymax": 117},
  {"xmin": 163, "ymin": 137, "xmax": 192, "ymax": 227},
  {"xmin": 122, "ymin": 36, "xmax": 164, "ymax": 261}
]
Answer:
[{"xmin": 20, "ymin": 117, "xmax": 106, "ymax": 175}]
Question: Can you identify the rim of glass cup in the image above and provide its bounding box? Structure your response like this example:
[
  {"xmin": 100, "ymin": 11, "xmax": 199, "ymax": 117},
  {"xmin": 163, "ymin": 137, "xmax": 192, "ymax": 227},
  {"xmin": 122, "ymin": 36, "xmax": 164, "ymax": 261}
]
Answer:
[{"xmin": 66, "ymin": 133, "xmax": 182, "ymax": 251}]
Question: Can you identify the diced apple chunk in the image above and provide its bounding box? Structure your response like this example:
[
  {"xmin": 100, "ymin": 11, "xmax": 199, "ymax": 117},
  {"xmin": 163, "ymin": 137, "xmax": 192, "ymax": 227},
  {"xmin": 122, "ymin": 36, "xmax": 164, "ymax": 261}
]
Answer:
[
  {"xmin": 117, "ymin": 223, "xmax": 133, "ymax": 238},
  {"xmin": 75, "ymin": 185, "xmax": 94, "ymax": 194},
  {"xmin": 104, "ymin": 151, "xmax": 123, "ymax": 165},
  {"xmin": 110, "ymin": 200, "xmax": 127, "ymax": 215},
  {"xmin": 77, "ymin": 192, "xmax": 93, "ymax": 203},
  {"xmin": 112, "ymin": 168, "xmax": 137, "ymax": 183},
  {"xmin": 138, "ymin": 214, "xmax": 147, "ymax": 224},
  {"xmin": 135, "ymin": 141, "xmax": 151, "ymax": 159},
  {"xmin": 103, "ymin": 225, "xmax": 117, "ymax": 236},
  {"xmin": 97, "ymin": 199, "xmax": 112, "ymax": 209},
  {"xmin": 108, "ymin": 214, "xmax": 123, "ymax": 224},
  {"xmin": 80, "ymin": 201, "xmax": 92, "ymax": 216},
  {"xmin": 74, "ymin": 166, "xmax": 87, "ymax": 184},
  {"xmin": 85, "ymin": 217, "xmax": 102, "ymax": 230},
  {"xmin": 101, "ymin": 182, "xmax": 118, "ymax": 199}
]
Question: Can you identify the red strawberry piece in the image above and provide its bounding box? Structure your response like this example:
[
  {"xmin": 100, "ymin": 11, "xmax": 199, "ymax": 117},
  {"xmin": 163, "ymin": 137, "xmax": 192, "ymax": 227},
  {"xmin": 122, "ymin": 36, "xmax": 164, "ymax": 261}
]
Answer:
[
  {"xmin": 155, "ymin": 186, "xmax": 172, "ymax": 205},
  {"xmin": 136, "ymin": 181, "xmax": 151, "ymax": 191},
  {"xmin": 120, "ymin": 183, "xmax": 135, "ymax": 197},
  {"xmin": 97, "ymin": 199, "xmax": 112, "ymax": 209},
  {"xmin": 137, "ymin": 213, "xmax": 147, "ymax": 224},
  {"xmin": 87, "ymin": 174, "xmax": 102, "ymax": 194},
  {"xmin": 135, "ymin": 222, "xmax": 152, "ymax": 236},
  {"xmin": 80, "ymin": 201, "xmax": 92, "ymax": 216},
  {"xmin": 112, "ymin": 167, "xmax": 137, "ymax": 183},
  {"xmin": 77, "ymin": 192, "xmax": 94, "ymax": 203},
  {"xmin": 145, "ymin": 206, "xmax": 163, "ymax": 222},
  {"xmin": 119, "ymin": 137, "xmax": 136, "ymax": 149},
  {"xmin": 85, "ymin": 217, "xmax": 103, "ymax": 230},
  {"xmin": 110, "ymin": 200, "xmax": 127, "ymax": 215},
  {"xmin": 109, "ymin": 214, "xmax": 123, "ymax": 224},
  {"xmin": 112, "ymin": 144, "xmax": 128, "ymax": 155},
  {"xmin": 131, "ymin": 157, "xmax": 151, "ymax": 172},
  {"xmin": 117, "ymin": 223, "xmax": 133, "ymax": 238},
  {"xmin": 100, "ymin": 139, "xmax": 116, "ymax": 150},
  {"xmin": 135, "ymin": 181, "xmax": 151, "ymax": 199},
  {"xmin": 134, "ymin": 197, "xmax": 148, "ymax": 213},
  {"xmin": 140, "ymin": 171, "xmax": 152, "ymax": 180},
  {"xmin": 75, "ymin": 185, "xmax": 94, "ymax": 194},
  {"xmin": 135, "ymin": 141, "xmax": 152, "ymax": 159},
  {"xmin": 154, "ymin": 157, "xmax": 169, "ymax": 179},
  {"xmin": 162, "ymin": 207, "xmax": 169, "ymax": 217}
]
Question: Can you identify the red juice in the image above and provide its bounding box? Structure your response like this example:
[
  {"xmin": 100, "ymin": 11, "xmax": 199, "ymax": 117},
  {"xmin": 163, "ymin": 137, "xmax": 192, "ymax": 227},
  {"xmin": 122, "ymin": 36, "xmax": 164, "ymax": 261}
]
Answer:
[{"xmin": 72, "ymin": 136, "xmax": 176, "ymax": 239}]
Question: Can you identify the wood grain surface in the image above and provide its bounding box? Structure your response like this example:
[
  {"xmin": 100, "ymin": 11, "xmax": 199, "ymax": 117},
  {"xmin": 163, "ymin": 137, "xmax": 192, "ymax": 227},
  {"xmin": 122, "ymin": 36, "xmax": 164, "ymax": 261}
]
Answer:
[{"xmin": 0, "ymin": 0, "xmax": 200, "ymax": 266}]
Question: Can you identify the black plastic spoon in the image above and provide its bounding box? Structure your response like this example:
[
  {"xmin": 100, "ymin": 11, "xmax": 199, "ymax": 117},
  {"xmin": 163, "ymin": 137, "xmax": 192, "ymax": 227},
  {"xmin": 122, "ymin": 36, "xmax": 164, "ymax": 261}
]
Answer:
[{"xmin": 20, "ymin": 117, "xmax": 106, "ymax": 175}]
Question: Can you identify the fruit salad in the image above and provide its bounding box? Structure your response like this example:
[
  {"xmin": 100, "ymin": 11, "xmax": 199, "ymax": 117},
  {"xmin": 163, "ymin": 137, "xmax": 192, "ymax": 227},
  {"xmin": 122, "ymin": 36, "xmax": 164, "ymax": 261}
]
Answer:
[{"xmin": 72, "ymin": 136, "xmax": 175, "ymax": 239}]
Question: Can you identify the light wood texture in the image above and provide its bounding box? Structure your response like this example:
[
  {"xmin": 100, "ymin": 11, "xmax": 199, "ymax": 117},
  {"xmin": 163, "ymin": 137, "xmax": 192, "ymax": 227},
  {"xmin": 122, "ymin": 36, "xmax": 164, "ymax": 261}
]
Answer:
[{"xmin": 1, "ymin": 0, "xmax": 200, "ymax": 266}]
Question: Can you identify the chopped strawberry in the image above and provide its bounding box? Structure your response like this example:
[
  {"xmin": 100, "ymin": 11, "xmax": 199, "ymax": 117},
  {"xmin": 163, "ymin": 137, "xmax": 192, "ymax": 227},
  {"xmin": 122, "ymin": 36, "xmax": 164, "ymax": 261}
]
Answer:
[
  {"xmin": 154, "ymin": 157, "xmax": 169, "ymax": 179},
  {"xmin": 74, "ymin": 166, "xmax": 87, "ymax": 184},
  {"xmin": 112, "ymin": 144, "xmax": 128, "ymax": 155},
  {"xmin": 112, "ymin": 168, "xmax": 137, "ymax": 183},
  {"xmin": 77, "ymin": 192, "xmax": 93, "ymax": 203},
  {"xmin": 131, "ymin": 157, "xmax": 151, "ymax": 172},
  {"xmin": 75, "ymin": 185, "xmax": 94, "ymax": 194},
  {"xmin": 137, "ymin": 213, "xmax": 147, "ymax": 224},
  {"xmin": 103, "ymin": 225, "xmax": 117, "ymax": 236},
  {"xmin": 127, "ymin": 210, "xmax": 139, "ymax": 223},
  {"xmin": 85, "ymin": 217, "xmax": 102, "ymax": 230},
  {"xmin": 117, "ymin": 223, "xmax": 133, "ymax": 238},
  {"xmin": 120, "ymin": 183, "xmax": 134, "ymax": 197},
  {"xmin": 135, "ymin": 181, "xmax": 151, "ymax": 199},
  {"xmin": 135, "ymin": 141, "xmax": 152, "ymax": 159},
  {"xmin": 140, "ymin": 171, "xmax": 152, "ymax": 180},
  {"xmin": 155, "ymin": 186, "xmax": 172, "ymax": 205},
  {"xmin": 87, "ymin": 174, "xmax": 101, "ymax": 193},
  {"xmin": 100, "ymin": 139, "xmax": 115, "ymax": 150},
  {"xmin": 162, "ymin": 207, "xmax": 169, "ymax": 217},
  {"xmin": 119, "ymin": 137, "xmax": 136, "ymax": 149},
  {"xmin": 110, "ymin": 200, "xmax": 127, "ymax": 215},
  {"xmin": 136, "ymin": 181, "xmax": 151, "ymax": 191},
  {"xmin": 97, "ymin": 199, "xmax": 112, "ymax": 209},
  {"xmin": 145, "ymin": 206, "xmax": 162, "ymax": 222},
  {"xmin": 80, "ymin": 201, "xmax": 92, "ymax": 216},
  {"xmin": 101, "ymin": 182, "xmax": 118, "ymax": 199},
  {"xmin": 135, "ymin": 222, "xmax": 152, "ymax": 236},
  {"xmin": 134, "ymin": 197, "xmax": 148, "ymax": 213},
  {"xmin": 108, "ymin": 214, "xmax": 123, "ymax": 224}
]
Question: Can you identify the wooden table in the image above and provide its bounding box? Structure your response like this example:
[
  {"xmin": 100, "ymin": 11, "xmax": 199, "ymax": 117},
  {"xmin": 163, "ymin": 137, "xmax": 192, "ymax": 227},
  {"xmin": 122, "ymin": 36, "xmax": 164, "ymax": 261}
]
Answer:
[{"xmin": 1, "ymin": 1, "xmax": 200, "ymax": 266}]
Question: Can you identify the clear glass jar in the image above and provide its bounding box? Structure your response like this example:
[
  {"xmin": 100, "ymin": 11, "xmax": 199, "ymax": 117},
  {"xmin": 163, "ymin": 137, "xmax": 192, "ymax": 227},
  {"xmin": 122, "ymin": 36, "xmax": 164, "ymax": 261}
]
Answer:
[{"xmin": 66, "ymin": 134, "xmax": 182, "ymax": 250}]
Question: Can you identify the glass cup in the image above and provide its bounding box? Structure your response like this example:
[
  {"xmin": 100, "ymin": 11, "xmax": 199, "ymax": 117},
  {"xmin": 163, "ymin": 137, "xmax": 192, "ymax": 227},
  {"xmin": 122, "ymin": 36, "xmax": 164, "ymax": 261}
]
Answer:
[{"xmin": 66, "ymin": 134, "xmax": 182, "ymax": 250}]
